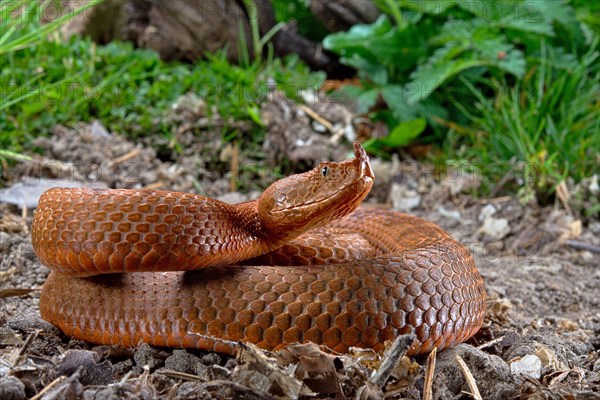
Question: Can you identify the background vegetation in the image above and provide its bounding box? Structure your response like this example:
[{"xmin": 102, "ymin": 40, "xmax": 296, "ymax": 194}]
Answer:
[
  {"xmin": 1, "ymin": 0, "xmax": 598, "ymax": 215},
  {"xmin": 323, "ymin": 0, "xmax": 598, "ymax": 205}
]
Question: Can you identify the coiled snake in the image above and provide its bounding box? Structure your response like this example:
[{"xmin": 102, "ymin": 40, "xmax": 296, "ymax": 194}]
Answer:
[{"xmin": 32, "ymin": 142, "xmax": 485, "ymax": 355}]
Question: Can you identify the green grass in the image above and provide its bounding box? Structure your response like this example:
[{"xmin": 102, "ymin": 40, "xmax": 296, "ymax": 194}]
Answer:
[
  {"xmin": 0, "ymin": 2, "xmax": 325, "ymax": 164},
  {"xmin": 444, "ymin": 41, "xmax": 599, "ymax": 208},
  {"xmin": 321, "ymin": 0, "xmax": 599, "ymax": 214},
  {"xmin": 2, "ymin": 0, "xmax": 598, "ymax": 216}
]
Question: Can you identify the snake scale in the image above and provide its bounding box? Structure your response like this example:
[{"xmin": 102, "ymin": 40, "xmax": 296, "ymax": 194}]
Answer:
[{"xmin": 32, "ymin": 142, "xmax": 486, "ymax": 356}]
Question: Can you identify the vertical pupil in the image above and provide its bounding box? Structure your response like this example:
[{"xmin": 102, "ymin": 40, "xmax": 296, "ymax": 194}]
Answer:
[{"xmin": 322, "ymin": 166, "xmax": 328, "ymax": 176}]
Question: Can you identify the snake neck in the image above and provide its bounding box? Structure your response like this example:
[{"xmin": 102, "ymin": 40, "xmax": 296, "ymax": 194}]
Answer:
[{"xmin": 232, "ymin": 200, "xmax": 291, "ymax": 254}]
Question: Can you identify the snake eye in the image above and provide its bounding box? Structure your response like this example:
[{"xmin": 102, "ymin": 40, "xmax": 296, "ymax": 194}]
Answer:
[{"xmin": 321, "ymin": 166, "xmax": 329, "ymax": 177}]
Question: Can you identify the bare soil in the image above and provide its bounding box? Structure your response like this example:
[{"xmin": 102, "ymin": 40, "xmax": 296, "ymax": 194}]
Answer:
[{"xmin": 0, "ymin": 107, "xmax": 598, "ymax": 399}]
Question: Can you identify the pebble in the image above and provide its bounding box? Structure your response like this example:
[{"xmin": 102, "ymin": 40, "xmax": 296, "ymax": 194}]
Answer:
[
  {"xmin": 435, "ymin": 344, "xmax": 518, "ymax": 399},
  {"xmin": 133, "ymin": 343, "xmax": 168, "ymax": 370},
  {"xmin": 0, "ymin": 376, "xmax": 26, "ymax": 400},
  {"xmin": 478, "ymin": 204, "xmax": 510, "ymax": 240},
  {"xmin": 510, "ymin": 354, "xmax": 542, "ymax": 382},
  {"xmin": 57, "ymin": 349, "xmax": 113, "ymax": 386},
  {"xmin": 164, "ymin": 350, "xmax": 202, "ymax": 374},
  {"xmin": 201, "ymin": 352, "xmax": 222, "ymax": 366},
  {"xmin": 390, "ymin": 183, "xmax": 421, "ymax": 211}
]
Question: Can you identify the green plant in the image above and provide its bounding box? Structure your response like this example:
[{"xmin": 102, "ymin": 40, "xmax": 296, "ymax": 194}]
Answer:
[
  {"xmin": 0, "ymin": 0, "xmax": 103, "ymax": 55},
  {"xmin": 239, "ymin": 0, "xmax": 286, "ymax": 65},
  {"xmin": 272, "ymin": 0, "xmax": 328, "ymax": 41},
  {"xmin": 0, "ymin": 0, "xmax": 325, "ymax": 172},
  {"xmin": 323, "ymin": 0, "xmax": 590, "ymax": 151},
  {"xmin": 0, "ymin": 0, "xmax": 105, "ymax": 166},
  {"xmin": 446, "ymin": 41, "xmax": 599, "ymax": 204}
]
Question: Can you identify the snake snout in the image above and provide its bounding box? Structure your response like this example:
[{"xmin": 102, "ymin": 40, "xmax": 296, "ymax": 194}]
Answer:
[
  {"xmin": 361, "ymin": 159, "xmax": 374, "ymax": 180},
  {"xmin": 354, "ymin": 142, "xmax": 374, "ymax": 181}
]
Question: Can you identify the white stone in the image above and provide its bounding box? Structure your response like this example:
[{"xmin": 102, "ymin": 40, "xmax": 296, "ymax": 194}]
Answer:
[{"xmin": 510, "ymin": 354, "xmax": 542, "ymax": 382}]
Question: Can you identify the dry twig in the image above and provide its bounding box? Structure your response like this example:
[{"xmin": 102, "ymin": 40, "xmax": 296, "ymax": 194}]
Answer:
[
  {"xmin": 30, "ymin": 376, "xmax": 67, "ymax": 400},
  {"xmin": 297, "ymin": 104, "xmax": 334, "ymax": 132},
  {"xmin": 476, "ymin": 336, "xmax": 505, "ymax": 350},
  {"xmin": 13, "ymin": 331, "xmax": 38, "ymax": 367},
  {"xmin": 455, "ymin": 355, "xmax": 482, "ymax": 400},
  {"xmin": 229, "ymin": 142, "xmax": 239, "ymax": 192},
  {"xmin": 112, "ymin": 148, "xmax": 141, "ymax": 164},
  {"xmin": 355, "ymin": 334, "xmax": 415, "ymax": 400},
  {"xmin": 158, "ymin": 369, "xmax": 203, "ymax": 382},
  {"xmin": 423, "ymin": 347, "xmax": 437, "ymax": 400},
  {"xmin": 566, "ymin": 240, "xmax": 600, "ymax": 254}
]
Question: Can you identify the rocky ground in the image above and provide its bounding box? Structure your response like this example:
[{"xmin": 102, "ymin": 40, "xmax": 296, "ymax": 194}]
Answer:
[{"xmin": 0, "ymin": 96, "xmax": 598, "ymax": 399}]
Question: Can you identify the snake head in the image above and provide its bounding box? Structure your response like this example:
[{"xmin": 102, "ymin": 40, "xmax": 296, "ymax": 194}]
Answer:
[{"xmin": 258, "ymin": 142, "xmax": 374, "ymax": 242}]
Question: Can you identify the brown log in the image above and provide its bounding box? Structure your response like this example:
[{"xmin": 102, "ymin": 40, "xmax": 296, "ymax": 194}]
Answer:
[
  {"xmin": 310, "ymin": 0, "xmax": 380, "ymax": 32},
  {"xmin": 58, "ymin": 0, "xmax": 368, "ymax": 75}
]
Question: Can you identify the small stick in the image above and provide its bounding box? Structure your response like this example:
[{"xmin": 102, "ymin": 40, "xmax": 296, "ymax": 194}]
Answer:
[
  {"xmin": 455, "ymin": 355, "xmax": 482, "ymax": 400},
  {"xmin": 13, "ymin": 331, "xmax": 38, "ymax": 367},
  {"xmin": 478, "ymin": 196, "xmax": 512, "ymax": 204},
  {"xmin": 230, "ymin": 142, "xmax": 239, "ymax": 192},
  {"xmin": 555, "ymin": 181, "xmax": 572, "ymax": 216},
  {"xmin": 423, "ymin": 347, "xmax": 437, "ymax": 400},
  {"xmin": 476, "ymin": 336, "xmax": 504, "ymax": 350},
  {"xmin": 112, "ymin": 148, "xmax": 141, "ymax": 164},
  {"xmin": 566, "ymin": 240, "xmax": 600, "ymax": 254},
  {"xmin": 142, "ymin": 182, "xmax": 164, "ymax": 190},
  {"xmin": 355, "ymin": 335, "xmax": 415, "ymax": 400},
  {"xmin": 30, "ymin": 376, "xmax": 66, "ymax": 400},
  {"xmin": 297, "ymin": 104, "xmax": 334, "ymax": 132},
  {"xmin": 158, "ymin": 369, "xmax": 202, "ymax": 382},
  {"xmin": 371, "ymin": 334, "xmax": 415, "ymax": 386},
  {"xmin": 0, "ymin": 288, "xmax": 37, "ymax": 298},
  {"xmin": 21, "ymin": 204, "xmax": 28, "ymax": 224}
]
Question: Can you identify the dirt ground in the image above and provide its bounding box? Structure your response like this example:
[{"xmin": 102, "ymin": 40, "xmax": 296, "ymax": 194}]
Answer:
[{"xmin": 0, "ymin": 99, "xmax": 598, "ymax": 399}]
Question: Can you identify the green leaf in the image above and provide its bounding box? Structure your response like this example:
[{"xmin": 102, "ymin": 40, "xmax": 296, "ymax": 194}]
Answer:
[
  {"xmin": 246, "ymin": 105, "xmax": 264, "ymax": 127},
  {"xmin": 323, "ymin": 15, "xmax": 393, "ymax": 54},
  {"xmin": 340, "ymin": 54, "xmax": 388, "ymax": 85},
  {"xmin": 364, "ymin": 118, "xmax": 427, "ymax": 152}
]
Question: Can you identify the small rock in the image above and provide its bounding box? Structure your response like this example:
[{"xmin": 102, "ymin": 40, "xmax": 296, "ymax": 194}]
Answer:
[
  {"xmin": 164, "ymin": 350, "xmax": 202, "ymax": 374},
  {"xmin": 38, "ymin": 370, "xmax": 83, "ymax": 400},
  {"xmin": 434, "ymin": 345, "xmax": 518, "ymax": 400},
  {"xmin": 477, "ymin": 205, "xmax": 510, "ymax": 240},
  {"xmin": 478, "ymin": 215, "xmax": 510, "ymax": 240},
  {"xmin": 510, "ymin": 354, "xmax": 542, "ymax": 382},
  {"xmin": 479, "ymin": 204, "xmax": 498, "ymax": 219},
  {"xmin": 223, "ymin": 358, "xmax": 237, "ymax": 370},
  {"xmin": 390, "ymin": 183, "xmax": 421, "ymax": 211},
  {"xmin": 504, "ymin": 334, "xmax": 592, "ymax": 375},
  {"xmin": 589, "ymin": 174, "xmax": 599, "ymax": 195},
  {"xmin": 177, "ymin": 382, "xmax": 207, "ymax": 399},
  {"xmin": 437, "ymin": 206, "xmax": 462, "ymax": 221},
  {"xmin": 112, "ymin": 359, "xmax": 134, "ymax": 377},
  {"xmin": 0, "ymin": 326, "xmax": 22, "ymax": 346},
  {"xmin": 201, "ymin": 352, "xmax": 222, "ymax": 366},
  {"xmin": 216, "ymin": 192, "xmax": 250, "ymax": 205},
  {"xmin": 209, "ymin": 364, "xmax": 231, "ymax": 380},
  {"xmin": 0, "ymin": 376, "xmax": 26, "ymax": 400},
  {"xmin": 194, "ymin": 362, "xmax": 211, "ymax": 381},
  {"xmin": 57, "ymin": 350, "xmax": 113, "ymax": 386},
  {"xmin": 448, "ymin": 169, "xmax": 481, "ymax": 195},
  {"xmin": 0, "ymin": 178, "xmax": 107, "ymax": 208},
  {"xmin": 89, "ymin": 120, "xmax": 111, "ymax": 139},
  {"xmin": 133, "ymin": 344, "xmax": 168, "ymax": 370},
  {"xmin": 7, "ymin": 313, "xmax": 60, "ymax": 335}
]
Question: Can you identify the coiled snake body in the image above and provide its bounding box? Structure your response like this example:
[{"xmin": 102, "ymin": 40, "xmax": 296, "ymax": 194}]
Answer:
[{"xmin": 32, "ymin": 143, "xmax": 485, "ymax": 355}]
